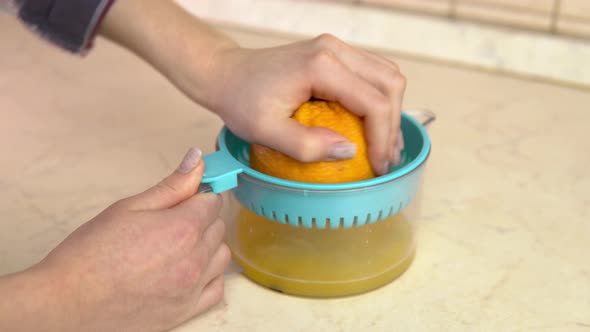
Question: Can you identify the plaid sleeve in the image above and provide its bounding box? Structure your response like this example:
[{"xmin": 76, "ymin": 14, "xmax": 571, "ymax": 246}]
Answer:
[
  {"xmin": 17, "ymin": 0, "xmax": 115, "ymax": 54},
  {"xmin": 0, "ymin": 0, "xmax": 22, "ymax": 14}
]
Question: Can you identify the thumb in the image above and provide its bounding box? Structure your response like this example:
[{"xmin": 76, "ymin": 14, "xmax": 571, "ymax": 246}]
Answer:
[
  {"xmin": 126, "ymin": 147, "xmax": 204, "ymax": 211},
  {"xmin": 263, "ymin": 119, "xmax": 357, "ymax": 162}
]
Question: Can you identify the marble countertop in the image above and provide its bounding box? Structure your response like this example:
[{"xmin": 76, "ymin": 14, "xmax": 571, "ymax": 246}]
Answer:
[{"xmin": 1, "ymin": 17, "xmax": 589, "ymax": 332}]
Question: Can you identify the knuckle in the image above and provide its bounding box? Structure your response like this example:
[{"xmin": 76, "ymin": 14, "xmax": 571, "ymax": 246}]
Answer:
[
  {"xmin": 393, "ymin": 72, "xmax": 407, "ymax": 89},
  {"xmin": 193, "ymin": 252, "xmax": 208, "ymax": 277},
  {"xmin": 384, "ymin": 68, "xmax": 399, "ymax": 83},
  {"xmin": 292, "ymin": 137, "xmax": 319, "ymax": 163},
  {"xmin": 314, "ymin": 33, "xmax": 340, "ymax": 48},
  {"xmin": 309, "ymin": 49, "xmax": 337, "ymax": 69},
  {"xmin": 206, "ymin": 194, "xmax": 223, "ymax": 217},
  {"xmin": 195, "ymin": 194, "xmax": 222, "ymax": 221},
  {"xmin": 370, "ymin": 144, "xmax": 389, "ymax": 163},
  {"xmin": 155, "ymin": 180, "xmax": 180, "ymax": 197},
  {"xmin": 216, "ymin": 219, "xmax": 227, "ymax": 238},
  {"xmin": 372, "ymin": 96, "xmax": 393, "ymax": 116},
  {"xmin": 174, "ymin": 259, "xmax": 202, "ymax": 289},
  {"xmin": 171, "ymin": 218, "xmax": 201, "ymax": 247},
  {"xmin": 211, "ymin": 282, "xmax": 225, "ymax": 304},
  {"xmin": 219, "ymin": 243, "xmax": 231, "ymax": 267},
  {"xmin": 108, "ymin": 198, "xmax": 129, "ymax": 211},
  {"xmin": 389, "ymin": 61, "xmax": 400, "ymax": 72}
]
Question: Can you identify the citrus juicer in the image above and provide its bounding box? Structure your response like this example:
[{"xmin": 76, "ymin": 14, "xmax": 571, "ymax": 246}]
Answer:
[
  {"xmin": 199, "ymin": 109, "xmax": 434, "ymax": 229},
  {"xmin": 200, "ymin": 109, "xmax": 434, "ymax": 297}
]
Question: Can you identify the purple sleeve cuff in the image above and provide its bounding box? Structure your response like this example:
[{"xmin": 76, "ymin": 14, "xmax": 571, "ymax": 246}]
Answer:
[{"xmin": 18, "ymin": 0, "xmax": 115, "ymax": 54}]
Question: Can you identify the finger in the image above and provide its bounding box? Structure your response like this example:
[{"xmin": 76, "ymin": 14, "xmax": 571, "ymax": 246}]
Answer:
[
  {"xmin": 304, "ymin": 48, "xmax": 393, "ymax": 174},
  {"xmin": 310, "ymin": 34, "xmax": 407, "ymax": 170},
  {"xmin": 311, "ymin": 34, "xmax": 400, "ymax": 97},
  {"xmin": 259, "ymin": 120, "xmax": 357, "ymax": 163},
  {"xmin": 200, "ymin": 242, "xmax": 231, "ymax": 286},
  {"xmin": 124, "ymin": 147, "xmax": 204, "ymax": 211},
  {"xmin": 391, "ymin": 129, "xmax": 402, "ymax": 166},
  {"xmin": 357, "ymin": 51, "xmax": 405, "ymax": 166},
  {"xmin": 365, "ymin": 104, "xmax": 392, "ymax": 175},
  {"xmin": 332, "ymin": 46, "xmax": 405, "ymax": 167},
  {"xmin": 361, "ymin": 49, "xmax": 402, "ymax": 82},
  {"xmin": 388, "ymin": 127, "xmax": 402, "ymax": 167},
  {"xmin": 389, "ymin": 73, "xmax": 406, "ymax": 165},
  {"xmin": 193, "ymin": 274, "xmax": 225, "ymax": 316},
  {"xmin": 171, "ymin": 194, "xmax": 222, "ymax": 234},
  {"xmin": 396, "ymin": 129, "xmax": 405, "ymax": 163},
  {"xmin": 190, "ymin": 219, "xmax": 225, "ymax": 287},
  {"xmin": 197, "ymin": 218, "xmax": 226, "ymax": 259},
  {"xmin": 380, "ymin": 68, "xmax": 404, "ymax": 166}
]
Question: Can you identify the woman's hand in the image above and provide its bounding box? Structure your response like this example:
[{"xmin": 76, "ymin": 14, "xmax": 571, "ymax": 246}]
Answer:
[
  {"xmin": 100, "ymin": 1, "xmax": 406, "ymax": 175},
  {"xmin": 202, "ymin": 34, "xmax": 406, "ymax": 174},
  {"xmin": 0, "ymin": 148, "xmax": 231, "ymax": 332}
]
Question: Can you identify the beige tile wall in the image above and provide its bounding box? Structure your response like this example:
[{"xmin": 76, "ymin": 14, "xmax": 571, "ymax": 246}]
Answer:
[
  {"xmin": 558, "ymin": 0, "xmax": 590, "ymax": 38},
  {"xmin": 363, "ymin": 0, "xmax": 451, "ymax": 15},
  {"xmin": 561, "ymin": 0, "xmax": 590, "ymax": 20},
  {"xmin": 329, "ymin": 0, "xmax": 590, "ymax": 39},
  {"xmin": 454, "ymin": 0, "xmax": 554, "ymax": 31}
]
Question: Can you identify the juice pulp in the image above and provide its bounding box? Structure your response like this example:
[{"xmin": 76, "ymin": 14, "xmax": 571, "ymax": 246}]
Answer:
[{"xmin": 230, "ymin": 207, "xmax": 415, "ymax": 297}]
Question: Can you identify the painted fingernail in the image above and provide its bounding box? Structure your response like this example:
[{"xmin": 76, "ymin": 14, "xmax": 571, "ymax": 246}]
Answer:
[
  {"xmin": 177, "ymin": 147, "xmax": 202, "ymax": 174},
  {"xmin": 392, "ymin": 146, "xmax": 402, "ymax": 166},
  {"xmin": 382, "ymin": 161, "xmax": 391, "ymax": 175},
  {"xmin": 391, "ymin": 141, "xmax": 398, "ymax": 163},
  {"xmin": 328, "ymin": 142, "xmax": 357, "ymax": 160}
]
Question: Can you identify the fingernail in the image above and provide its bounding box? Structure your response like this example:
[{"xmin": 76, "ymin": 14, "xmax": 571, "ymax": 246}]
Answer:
[
  {"xmin": 328, "ymin": 142, "xmax": 357, "ymax": 160},
  {"xmin": 177, "ymin": 147, "xmax": 202, "ymax": 174},
  {"xmin": 382, "ymin": 161, "xmax": 391, "ymax": 175},
  {"xmin": 392, "ymin": 146, "xmax": 402, "ymax": 166}
]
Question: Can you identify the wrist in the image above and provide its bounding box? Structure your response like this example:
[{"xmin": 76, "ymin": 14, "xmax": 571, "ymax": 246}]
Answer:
[
  {"xmin": 0, "ymin": 263, "xmax": 78, "ymax": 332},
  {"xmin": 173, "ymin": 39, "xmax": 240, "ymax": 110}
]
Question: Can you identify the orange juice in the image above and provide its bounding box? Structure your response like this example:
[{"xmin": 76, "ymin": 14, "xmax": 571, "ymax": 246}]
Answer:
[{"xmin": 229, "ymin": 206, "xmax": 415, "ymax": 297}]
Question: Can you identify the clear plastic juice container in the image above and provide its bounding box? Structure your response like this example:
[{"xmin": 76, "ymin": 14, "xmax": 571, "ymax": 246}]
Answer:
[{"xmin": 222, "ymin": 192, "xmax": 419, "ymax": 297}]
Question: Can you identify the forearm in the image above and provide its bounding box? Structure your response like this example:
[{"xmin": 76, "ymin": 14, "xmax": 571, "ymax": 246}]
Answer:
[
  {"xmin": 99, "ymin": 0, "xmax": 238, "ymax": 106},
  {"xmin": 0, "ymin": 266, "xmax": 74, "ymax": 332}
]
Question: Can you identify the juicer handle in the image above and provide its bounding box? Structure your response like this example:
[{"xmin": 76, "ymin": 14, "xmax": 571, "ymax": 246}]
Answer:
[
  {"xmin": 404, "ymin": 109, "xmax": 436, "ymax": 127},
  {"xmin": 197, "ymin": 150, "xmax": 245, "ymax": 194}
]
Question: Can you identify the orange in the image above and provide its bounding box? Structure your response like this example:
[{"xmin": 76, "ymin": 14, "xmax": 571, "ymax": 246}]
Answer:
[{"xmin": 250, "ymin": 100, "xmax": 376, "ymax": 183}]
